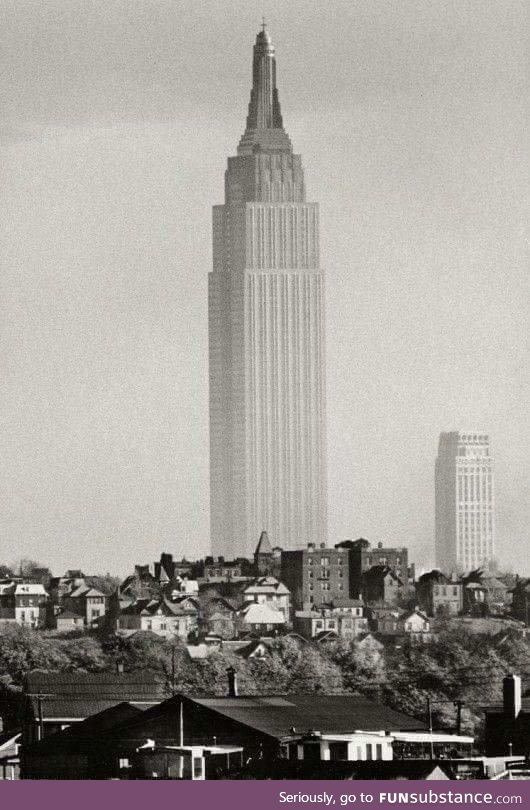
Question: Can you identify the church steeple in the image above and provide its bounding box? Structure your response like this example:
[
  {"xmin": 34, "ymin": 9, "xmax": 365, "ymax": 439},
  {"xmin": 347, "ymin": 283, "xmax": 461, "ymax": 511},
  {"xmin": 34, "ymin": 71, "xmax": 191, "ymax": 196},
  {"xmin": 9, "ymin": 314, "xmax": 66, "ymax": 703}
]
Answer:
[{"xmin": 238, "ymin": 26, "xmax": 292, "ymax": 155}]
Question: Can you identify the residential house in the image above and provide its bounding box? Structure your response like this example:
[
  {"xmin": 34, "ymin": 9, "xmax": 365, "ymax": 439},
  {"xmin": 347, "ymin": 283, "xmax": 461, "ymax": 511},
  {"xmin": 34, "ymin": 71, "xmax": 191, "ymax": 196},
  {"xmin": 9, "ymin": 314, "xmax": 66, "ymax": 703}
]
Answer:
[
  {"xmin": 511, "ymin": 578, "xmax": 530, "ymax": 625},
  {"xmin": 294, "ymin": 600, "xmax": 367, "ymax": 641},
  {"xmin": 361, "ymin": 565, "xmax": 404, "ymax": 606},
  {"xmin": 371, "ymin": 608, "xmax": 430, "ymax": 641},
  {"xmin": 200, "ymin": 595, "xmax": 238, "ymax": 639},
  {"xmin": 117, "ymin": 595, "xmax": 200, "ymax": 640},
  {"xmin": 463, "ymin": 581, "xmax": 489, "ymax": 616},
  {"xmin": 242, "ymin": 576, "xmax": 290, "ymax": 622},
  {"xmin": 0, "ymin": 582, "xmax": 16, "ymax": 627},
  {"xmin": 335, "ymin": 539, "xmax": 415, "ymax": 599},
  {"xmin": 62, "ymin": 584, "xmax": 106, "ymax": 627},
  {"xmin": 237, "ymin": 602, "xmax": 286, "ymax": 635},
  {"xmin": 55, "ymin": 610, "xmax": 86, "ymax": 632},
  {"xmin": 14, "ymin": 584, "xmax": 47, "ymax": 628},
  {"xmin": 416, "ymin": 571, "xmax": 463, "ymax": 617},
  {"xmin": 481, "ymin": 576, "xmax": 511, "ymax": 614},
  {"xmin": 0, "ymin": 731, "xmax": 21, "ymax": 780},
  {"xmin": 201, "ymin": 557, "xmax": 252, "ymax": 582}
]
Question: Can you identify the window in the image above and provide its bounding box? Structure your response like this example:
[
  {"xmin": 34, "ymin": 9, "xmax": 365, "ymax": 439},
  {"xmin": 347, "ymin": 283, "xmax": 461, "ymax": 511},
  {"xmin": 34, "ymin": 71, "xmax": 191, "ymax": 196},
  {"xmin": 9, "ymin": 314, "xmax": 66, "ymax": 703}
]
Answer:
[
  {"xmin": 193, "ymin": 757, "xmax": 203, "ymax": 779},
  {"xmin": 366, "ymin": 744, "xmax": 373, "ymax": 760},
  {"xmin": 328, "ymin": 620, "xmax": 336, "ymax": 629},
  {"xmin": 321, "ymin": 557, "xmax": 330, "ymax": 566},
  {"xmin": 329, "ymin": 742, "xmax": 348, "ymax": 761},
  {"xmin": 322, "ymin": 582, "xmax": 331, "ymax": 591},
  {"xmin": 376, "ymin": 744, "xmax": 383, "ymax": 760},
  {"xmin": 308, "ymin": 557, "xmax": 313, "ymax": 565},
  {"xmin": 119, "ymin": 758, "xmax": 130, "ymax": 769}
]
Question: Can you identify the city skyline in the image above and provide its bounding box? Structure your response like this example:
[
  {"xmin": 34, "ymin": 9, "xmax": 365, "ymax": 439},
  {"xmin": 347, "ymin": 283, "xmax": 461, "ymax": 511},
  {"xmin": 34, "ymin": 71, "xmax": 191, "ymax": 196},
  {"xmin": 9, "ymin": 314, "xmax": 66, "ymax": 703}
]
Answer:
[
  {"xmin": 1, "ymin": 2, "xmax": 527, "ymax": 576},
  {"xmin": 209, "ymin": 26, "xmax": 327, "ymax": 558}
]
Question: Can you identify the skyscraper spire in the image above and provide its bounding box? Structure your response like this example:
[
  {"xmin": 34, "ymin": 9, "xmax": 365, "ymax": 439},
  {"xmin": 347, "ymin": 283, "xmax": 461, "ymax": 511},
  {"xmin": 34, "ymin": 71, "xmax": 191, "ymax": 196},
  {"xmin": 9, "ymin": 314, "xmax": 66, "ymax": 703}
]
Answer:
[{"xmin": 238, "ymin": 26, "xmax": 292, "ymax": 154}]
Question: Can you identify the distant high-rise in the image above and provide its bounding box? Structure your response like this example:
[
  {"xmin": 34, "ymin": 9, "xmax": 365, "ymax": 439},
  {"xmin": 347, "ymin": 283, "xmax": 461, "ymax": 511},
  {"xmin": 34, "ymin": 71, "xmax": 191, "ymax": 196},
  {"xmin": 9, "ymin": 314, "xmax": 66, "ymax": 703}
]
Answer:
[
  {"xmin": 435, "ymin": 432, "xmax": 495, "ymax": 571},
  {"xmin": 208, "ymin": 25, "xmax": 327, "ymax": 558}
]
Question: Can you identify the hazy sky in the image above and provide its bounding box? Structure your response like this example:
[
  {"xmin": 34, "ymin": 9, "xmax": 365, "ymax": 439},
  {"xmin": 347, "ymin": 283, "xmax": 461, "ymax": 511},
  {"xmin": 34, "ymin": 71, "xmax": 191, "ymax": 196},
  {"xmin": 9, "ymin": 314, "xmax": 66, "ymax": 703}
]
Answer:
[{"xmin": 1, "ymin": 0, "xmax": 528, "ymax": 576}]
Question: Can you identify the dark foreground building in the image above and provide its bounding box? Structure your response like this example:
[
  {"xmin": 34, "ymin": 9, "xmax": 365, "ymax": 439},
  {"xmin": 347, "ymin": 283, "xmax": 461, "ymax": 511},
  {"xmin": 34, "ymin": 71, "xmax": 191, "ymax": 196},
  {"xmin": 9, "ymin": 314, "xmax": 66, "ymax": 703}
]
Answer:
[{"xmin": 21, "ymin": 680, "xmax": 478, "ymax": 779}]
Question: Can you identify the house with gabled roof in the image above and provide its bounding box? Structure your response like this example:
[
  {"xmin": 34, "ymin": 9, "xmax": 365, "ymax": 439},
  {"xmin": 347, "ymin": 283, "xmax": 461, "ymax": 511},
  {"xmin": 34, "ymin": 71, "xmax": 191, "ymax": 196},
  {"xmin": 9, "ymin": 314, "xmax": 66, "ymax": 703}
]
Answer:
[
  {"xmin": 20, "ymin": 679, "xmax": 474, "ymax": 779},
  {"xmin": 242, "ymin": 576, "xmax": 290, "ymax": 621},
  {"xmin": 237, "ymin": 602, "xmax": 286, "ymax": 635},
  {"xmin": 361, "ymin": 565, "xmax": 404, "ymax": 607},
  {"xmin": 117, "ymin": 594, "xmax": 199, "ymax": 639}
]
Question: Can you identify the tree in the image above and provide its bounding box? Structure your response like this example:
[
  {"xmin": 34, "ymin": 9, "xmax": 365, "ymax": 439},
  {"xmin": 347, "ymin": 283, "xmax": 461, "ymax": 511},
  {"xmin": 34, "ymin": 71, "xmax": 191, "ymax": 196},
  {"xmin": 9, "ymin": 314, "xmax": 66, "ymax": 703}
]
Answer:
[
  {"xmin": 327, "ymin": 638, "xmax": 386, "ymax": 695},
  {"xmin": 0, "ymin": 626, "xmax": 70, "ymax": 684},
  {"xmin": 84, "ymin": 574, "xmax": 121, "ymax": 595},
  {"xmin": 59, "ymin": 635, "xmax": 108, "ymax": 672},
  {"xmin": 16, "ymin": 558, "xmax": 52, "ymax": 585}
]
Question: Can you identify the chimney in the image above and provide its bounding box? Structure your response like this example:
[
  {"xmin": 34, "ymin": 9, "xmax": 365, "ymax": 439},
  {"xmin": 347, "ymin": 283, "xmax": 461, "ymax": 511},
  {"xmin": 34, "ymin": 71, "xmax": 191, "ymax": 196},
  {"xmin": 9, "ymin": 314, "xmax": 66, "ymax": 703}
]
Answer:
[
  {"xmin": 320, "ymin": 543, "xmax": 326, "ymax": 549},
  {"xmin": 378, "ymin": 542, "xmax": 383, "ymax": 549},
  {"xmin": 503, "ymin": 674, "xmax": 522, "ymax": 720},
  {"xmin": 226, "ymin": 666, "xmax": 238, "ymax": 698},
  {"xmin": 307, "ymin": 542, "xmax": 315, "ymax": 551}
]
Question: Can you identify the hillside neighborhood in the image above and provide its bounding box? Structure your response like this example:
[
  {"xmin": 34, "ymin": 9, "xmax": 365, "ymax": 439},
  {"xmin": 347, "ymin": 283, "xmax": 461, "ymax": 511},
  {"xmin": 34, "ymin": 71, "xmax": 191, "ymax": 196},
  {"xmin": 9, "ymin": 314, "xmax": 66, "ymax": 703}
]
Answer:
[{"xmin": 0, "ymin": 534, "xmax": 529, "ymax": 779}]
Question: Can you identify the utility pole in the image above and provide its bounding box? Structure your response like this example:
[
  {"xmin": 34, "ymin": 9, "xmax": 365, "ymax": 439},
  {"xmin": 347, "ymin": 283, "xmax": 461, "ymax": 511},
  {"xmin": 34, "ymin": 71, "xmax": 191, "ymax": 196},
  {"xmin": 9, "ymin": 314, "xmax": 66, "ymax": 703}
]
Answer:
[
  {"xmin": 454, "ymin": 700, "xmax": 464, "ymax": 734},
  {"xmin": 427, "ymin": 697, "xmax": 434, "ymax": 760}
]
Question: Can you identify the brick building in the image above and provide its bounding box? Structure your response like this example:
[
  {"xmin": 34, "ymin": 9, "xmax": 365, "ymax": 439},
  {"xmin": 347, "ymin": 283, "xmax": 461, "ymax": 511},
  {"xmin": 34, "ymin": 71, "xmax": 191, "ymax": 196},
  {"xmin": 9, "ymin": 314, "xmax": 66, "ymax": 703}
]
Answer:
[
  {"xmin": 335, "ymin": 539, "xmax": 414, "ymax": 599},
  {"xmin": 281, "ymin": 543, "xmax": 349, "ymax": 610}
]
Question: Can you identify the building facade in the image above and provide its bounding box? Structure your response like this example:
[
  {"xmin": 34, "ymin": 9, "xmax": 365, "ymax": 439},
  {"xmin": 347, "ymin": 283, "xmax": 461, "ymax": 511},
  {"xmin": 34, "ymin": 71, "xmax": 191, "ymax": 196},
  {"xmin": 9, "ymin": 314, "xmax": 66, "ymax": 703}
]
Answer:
[
  {"xmin": 281, "ymin": 544, "xmax": 349, "ymax": 610},
  {"xmin": 435, "ymin": 432, "xmax": 495, "ymax": 571},
  {"xmin": 335, "ymin": 539, "xmax": 414, "ymax": 599},
  {"xmin": 208, "ymin": 26, "xmax": 327, "ymax": 558}
]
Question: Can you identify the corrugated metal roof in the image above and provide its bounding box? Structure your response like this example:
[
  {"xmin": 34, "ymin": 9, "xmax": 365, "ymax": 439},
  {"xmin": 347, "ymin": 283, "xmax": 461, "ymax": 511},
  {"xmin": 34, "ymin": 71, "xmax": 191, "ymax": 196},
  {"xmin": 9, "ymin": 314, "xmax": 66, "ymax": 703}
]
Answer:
[
  {"xmin": 189, "ymin": 693, "xmax": 427, "ymax": 737},
  {"xmin": 24, "ymin": 670, "xmax": 166, "ymax": 719}
]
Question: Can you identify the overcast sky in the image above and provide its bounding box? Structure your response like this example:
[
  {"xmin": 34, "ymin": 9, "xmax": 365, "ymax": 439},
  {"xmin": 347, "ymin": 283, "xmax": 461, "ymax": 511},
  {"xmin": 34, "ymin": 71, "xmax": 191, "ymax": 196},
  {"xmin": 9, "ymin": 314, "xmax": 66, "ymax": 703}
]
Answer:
[{"xmin": 1, "ymin": 0, "xmax": 528, "ymax": 576}]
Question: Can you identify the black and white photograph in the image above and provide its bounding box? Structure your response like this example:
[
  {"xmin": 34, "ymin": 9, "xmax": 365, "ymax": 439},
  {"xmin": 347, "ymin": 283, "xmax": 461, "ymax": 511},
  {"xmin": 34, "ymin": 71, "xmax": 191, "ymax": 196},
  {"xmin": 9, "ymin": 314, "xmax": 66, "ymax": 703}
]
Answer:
[{"xmin": 0, "ymin": 0, "xmax": 528, "ymax": 783}]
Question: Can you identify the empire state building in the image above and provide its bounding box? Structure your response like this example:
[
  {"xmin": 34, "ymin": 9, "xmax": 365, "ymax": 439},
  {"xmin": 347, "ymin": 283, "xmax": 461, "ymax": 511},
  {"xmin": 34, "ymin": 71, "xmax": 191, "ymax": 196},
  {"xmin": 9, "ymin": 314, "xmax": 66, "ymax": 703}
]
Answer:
[{"xmin": 208, "ymin": 26, "xmax": 327, "ymax": 558}]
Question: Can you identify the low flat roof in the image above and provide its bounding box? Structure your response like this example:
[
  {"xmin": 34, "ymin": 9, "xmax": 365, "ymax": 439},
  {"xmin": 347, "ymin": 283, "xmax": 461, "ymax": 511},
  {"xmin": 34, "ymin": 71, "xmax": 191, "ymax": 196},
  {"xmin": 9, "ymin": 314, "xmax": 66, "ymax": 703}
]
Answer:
[{"xmin": 392, "ymin": 732, "xmax": 474, "ymax": 744}]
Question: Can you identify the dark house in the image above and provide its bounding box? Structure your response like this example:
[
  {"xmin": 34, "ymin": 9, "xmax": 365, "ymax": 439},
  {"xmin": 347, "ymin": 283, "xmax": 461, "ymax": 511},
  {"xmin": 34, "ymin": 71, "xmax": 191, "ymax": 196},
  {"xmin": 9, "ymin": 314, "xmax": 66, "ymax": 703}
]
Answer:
[
  {"xmin": 335, "ymin": 539, "xmax": 414, "ymax": 600},
  {"xmin": 416, "ymin": 570, "xmax": 462, "ymax": 617},
  {"xmin": 511, "ymin": 579, "xmax": 530, "ymax": 625},
  {"xmin": 361, "ymin": 565, "xmax": 404, "ymax": 606}
]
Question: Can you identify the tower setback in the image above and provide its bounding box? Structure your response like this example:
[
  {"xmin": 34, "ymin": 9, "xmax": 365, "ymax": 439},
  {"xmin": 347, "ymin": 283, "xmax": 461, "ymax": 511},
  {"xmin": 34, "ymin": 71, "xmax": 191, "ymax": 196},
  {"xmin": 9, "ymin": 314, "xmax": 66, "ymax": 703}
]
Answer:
[{"xmin": 208, "ymin": 26, "xmax": 327, "ymax": 558}]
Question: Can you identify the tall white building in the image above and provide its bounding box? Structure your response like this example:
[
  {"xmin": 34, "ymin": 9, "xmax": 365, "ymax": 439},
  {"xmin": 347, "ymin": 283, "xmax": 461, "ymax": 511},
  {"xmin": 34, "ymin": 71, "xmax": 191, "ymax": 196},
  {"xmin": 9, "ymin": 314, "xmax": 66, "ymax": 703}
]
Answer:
[
  {"xmin": 435, "ymin": 432, "xmax": 495, "ymax": 572},
  {"xmin": 208, "ymin": 26, "xmax": 327, "ymax": 558}
]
